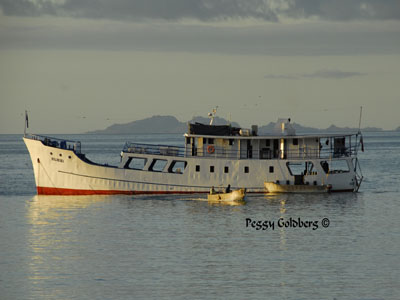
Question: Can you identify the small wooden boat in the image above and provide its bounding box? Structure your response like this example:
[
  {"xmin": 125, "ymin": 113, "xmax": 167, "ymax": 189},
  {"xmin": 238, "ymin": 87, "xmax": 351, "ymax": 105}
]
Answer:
[
  {"xmin": 207, "ymin": 188, "xmax": 246, "ymax": 202},
  {"xmin": 264, "ymin": 182, "xmax": 331, "ymax": 193}
]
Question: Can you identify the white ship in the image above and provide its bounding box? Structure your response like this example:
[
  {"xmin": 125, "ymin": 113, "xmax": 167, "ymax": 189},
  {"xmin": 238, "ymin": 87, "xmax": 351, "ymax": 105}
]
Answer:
[{"xmin": 23, "ymin": 112, "xmax": 363, "ymax": 195}]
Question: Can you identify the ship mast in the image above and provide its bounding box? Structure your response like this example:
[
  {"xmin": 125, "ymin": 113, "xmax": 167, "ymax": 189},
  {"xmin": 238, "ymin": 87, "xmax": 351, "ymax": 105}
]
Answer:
[{"xmin": 208, "ymin": 106, "xmax": 218, "ymax": 125}]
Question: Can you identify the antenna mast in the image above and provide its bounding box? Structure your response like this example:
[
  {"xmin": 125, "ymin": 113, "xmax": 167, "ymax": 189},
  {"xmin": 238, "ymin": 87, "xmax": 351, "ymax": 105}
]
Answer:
[
  {"xmin": 208, "ymin": 106, "xmax": 218, "ymax": 125},
  {"xmin": 358, "ymin": 106, "xmax": 363, "ymax": 132}
]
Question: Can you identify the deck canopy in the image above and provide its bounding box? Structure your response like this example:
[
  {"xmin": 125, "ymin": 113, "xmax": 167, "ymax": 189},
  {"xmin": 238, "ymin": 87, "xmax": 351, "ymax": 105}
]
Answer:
[
  {"xmin": 184, "ymin": 132, "xmax": 359, "ymax": 140},
  {"xmin": 188, "ymin": 123, "xmax": 241, "ymax": 136}
]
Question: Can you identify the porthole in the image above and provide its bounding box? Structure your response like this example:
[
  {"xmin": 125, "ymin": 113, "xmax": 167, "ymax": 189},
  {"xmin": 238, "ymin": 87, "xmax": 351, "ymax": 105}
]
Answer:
[
  {"xmin": 68, "ymin": 156, "xmax": 72, "ymax": 159},
  {"xmin": 59, "ymin": 154, "xmax": 62, "ymax": 157},
  {"xmin": 50, "ymin": 152, "xmax": 53, "ymax": 155}
]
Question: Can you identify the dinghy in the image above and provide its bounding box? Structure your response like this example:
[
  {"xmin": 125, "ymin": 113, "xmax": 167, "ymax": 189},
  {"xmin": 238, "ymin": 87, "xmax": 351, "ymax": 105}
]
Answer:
[
  {"xmin": 264, "ymin": 181, "xmax": 332, "ymax": 193},
  {"xmin": 207, "ymin": 188, "xmax": 246, "ymax": 202}
]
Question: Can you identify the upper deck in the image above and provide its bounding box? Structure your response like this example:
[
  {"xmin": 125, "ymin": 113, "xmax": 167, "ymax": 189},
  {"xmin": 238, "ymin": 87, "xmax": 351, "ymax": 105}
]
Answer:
[
  {"xmin": 123, "ymin": 131, "xmax": 362, "ymax": 160},
  {"xmin": 25, "ymin": 124, "xmax": 362, "ymax": 162}
]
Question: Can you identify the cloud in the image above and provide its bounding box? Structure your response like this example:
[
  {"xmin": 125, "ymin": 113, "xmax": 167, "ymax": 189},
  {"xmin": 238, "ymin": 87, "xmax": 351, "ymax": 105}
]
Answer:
[
  {"xmin": 302, "ymin": 70, "xmax": 366, "ymax": 79},
  {"xmin": 0, "ymin": 0, "xmax": 281, "ymax": 21},
  {"xmin": 290, "ymin": 0, "xmax": 400, "ymax": 21},
  {"xmin": 1, "ymin": 0, "xmax": 399, "ymax": 22},
  {"xmin": 263, "ymin": 74, "xmax": 299, "ymax": 80},
  {"xmin": 264, "ymin": 70, "xmax": 366, "ymax": 80}
]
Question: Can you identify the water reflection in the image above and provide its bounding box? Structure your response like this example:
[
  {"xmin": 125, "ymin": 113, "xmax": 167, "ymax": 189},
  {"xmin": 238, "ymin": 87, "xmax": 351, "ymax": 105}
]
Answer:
[
  {"xmin": 278, "ymin": 198, "xmax": 288, "ymax": 291},
  {"xmin": 27, "ymin": 195, "xmax": 111, "ymax": 224},
  {"xmin": 151, "ymin": 194, "xmax": 248, "ymax": 206},
  {"xmin": 260, "ymin": 191, "xmax": 364, "ymax": 296},
  {"xmin": 26, "ymin": 195, "xmax": 112, "ymax": 299},
  {"xmin": 207, "ymin": 199, "xmax": 246, "ymax": 206},
  {"xmin": 22, "ymin": 192, "xmax": 366, "ymax": 299}
]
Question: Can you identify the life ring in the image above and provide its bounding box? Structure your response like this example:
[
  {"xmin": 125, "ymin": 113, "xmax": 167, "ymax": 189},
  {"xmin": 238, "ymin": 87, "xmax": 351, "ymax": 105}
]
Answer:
[{"xmin": 207, "ymin": 145, "xmax": 215, "ymax": 154}]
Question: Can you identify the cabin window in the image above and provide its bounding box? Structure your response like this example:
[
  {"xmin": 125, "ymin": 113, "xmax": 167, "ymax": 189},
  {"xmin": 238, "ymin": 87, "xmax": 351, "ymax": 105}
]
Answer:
[
  {"xmin": 334, "ymin": 137, "xmax": 346, "ymax": 156},
  {"xmin": 320, "ymin": 160, "xmax": 349, "ymax": 174},
  {"xmin": 210, "ymin": 166, "xmax": 214, "ymax": 173},
  {"xmin": 202, "ymin": 137, "xmax": 206, "ymax": 144},
  {"xmin": 208, "ymin": 138, "xmax": 214, "ymax": 144},
  {"xmin": 224, "ymin": 166, "xmax": 229, "ymax": 173},
  {"xmin": 229, "ymin": 139, "xmax": 234, "ymax": 146},
  {"xmin": 269, "ymin": 166, "xmax": 274, "ymax": 173},
  {"xmin": 124, "ymin": 157, "xmax": 147, "ymax": 170},
  {"xmin": 148, "ymin": 159, "xmax": 167, "ymax": 172},
  {"xmin": 196, "ymin": 165, "xmax": 200, "ymax": 172},
  {"xmin": 244, "ymin": 166, "xmax": 249, "ymax": 173},
  {"xmin": 265, "ymin": 140, "xmax": 270, "ymax": 147},
  {"xmin": 168, "ymin": 160, "xmax": 187, "ymax": 174},
  {"xmin": 286, "ymin": 162, "xmax": 316, "ymax": 176},
  {"xmin": 273, "ymin": 140, "xmax": 279, "ymax": 158},
  {"xmin": 186, "ymin": 137, "xmax": 190, "ymax": 144},
  {"xmin": 293, "ymin": 138, "xmax": 298, "ymax": 146}
]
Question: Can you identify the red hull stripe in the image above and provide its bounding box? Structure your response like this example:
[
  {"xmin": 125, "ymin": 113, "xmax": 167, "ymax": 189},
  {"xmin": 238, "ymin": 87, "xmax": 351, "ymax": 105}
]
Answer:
[
  {"xmin": 37, "ymin": 186, "xmax": 212, "ymax": 195},
  {"xmin": 37, "ymin": 186, "xmax": 354, "ymax": 195}
]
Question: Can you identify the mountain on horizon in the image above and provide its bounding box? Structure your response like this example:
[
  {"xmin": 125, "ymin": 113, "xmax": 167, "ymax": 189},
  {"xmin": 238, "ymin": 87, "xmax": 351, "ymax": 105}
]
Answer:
[
  {"xmin": 87, "ymin": 115, "xmax": 240, "ymax": 134},
  {"xmin": 87, "ymin": 115, "xmax": 383, "ymax": 134},
  {"xmin": 87, "ymin": 115, "xmax": 186, "ymax": 134}
]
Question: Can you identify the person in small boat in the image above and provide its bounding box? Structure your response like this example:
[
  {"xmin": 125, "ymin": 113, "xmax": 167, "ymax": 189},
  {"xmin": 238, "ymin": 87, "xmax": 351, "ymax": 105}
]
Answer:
[
  {"xmin": 225, "ymin": 184, "xmax": 231, "ymax": 193},
  {"xmin": 210, "ymin": 186, "xmax": 216, "ymax": 194}
]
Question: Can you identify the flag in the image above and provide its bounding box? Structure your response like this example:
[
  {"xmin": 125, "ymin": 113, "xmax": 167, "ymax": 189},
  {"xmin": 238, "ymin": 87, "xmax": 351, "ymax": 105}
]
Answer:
[{"xmin": 25, "ymin": 111, "xmax": 29, "ymax": 128}]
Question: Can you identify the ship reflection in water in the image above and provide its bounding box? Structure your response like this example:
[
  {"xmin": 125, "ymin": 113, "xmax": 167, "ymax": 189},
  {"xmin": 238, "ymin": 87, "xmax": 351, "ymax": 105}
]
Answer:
[
  {"xmin": 13, "ymin": 188, "xmax": 397, "ymax": 300},
  {"xmin": 26, "ymin": 195, "xmax": 113, "ymax": 298}
]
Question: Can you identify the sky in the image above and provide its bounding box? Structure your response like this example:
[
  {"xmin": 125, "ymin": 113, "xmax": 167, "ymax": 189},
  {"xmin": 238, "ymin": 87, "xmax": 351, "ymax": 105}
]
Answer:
[{"xmin": 1, "ymin": 0, "xmax": 400, "ymax": 133}]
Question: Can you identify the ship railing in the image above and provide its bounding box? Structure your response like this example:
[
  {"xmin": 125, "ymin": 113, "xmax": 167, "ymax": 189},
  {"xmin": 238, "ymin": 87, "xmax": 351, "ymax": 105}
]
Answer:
[
  {"xmin": 25, "ymin": 133, "xmax": 82, "ymax": 154},
  {"xmin": 188, "ymin": 145, "xmax": 358, "ymax": 160},
  {"xmin": 122, "ymin": 142, "xmax": 357, "ymax": 160},
  {"xmin": 284, "ymin": 146, "xmax": 357, "ymax": 160},
  {"xmin": 123, "ymin": 142, "xmax": 185, "ymax": 157}
]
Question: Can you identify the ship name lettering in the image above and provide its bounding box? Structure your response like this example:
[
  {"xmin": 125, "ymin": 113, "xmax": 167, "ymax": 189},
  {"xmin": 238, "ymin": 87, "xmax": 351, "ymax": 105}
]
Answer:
[{"xmin": 51, "ymin": 157, "xmax": 64, "ymax": 163}]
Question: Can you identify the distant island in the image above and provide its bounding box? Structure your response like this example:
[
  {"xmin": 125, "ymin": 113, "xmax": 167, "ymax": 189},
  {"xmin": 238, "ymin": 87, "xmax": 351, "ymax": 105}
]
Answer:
[
  {"xmin": 86, "ymin": 115, "xmax": 240, "ymax": 134},
  {"xmin": 86, "ymin": 115, "xmax": 384, "ymax": 135}
]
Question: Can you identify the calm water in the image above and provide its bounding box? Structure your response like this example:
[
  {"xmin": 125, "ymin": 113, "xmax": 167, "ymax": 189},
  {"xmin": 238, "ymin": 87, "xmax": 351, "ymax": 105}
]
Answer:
[{"xmin": 0, "ymin": 132, "xmax": 399, "ymax": 300}]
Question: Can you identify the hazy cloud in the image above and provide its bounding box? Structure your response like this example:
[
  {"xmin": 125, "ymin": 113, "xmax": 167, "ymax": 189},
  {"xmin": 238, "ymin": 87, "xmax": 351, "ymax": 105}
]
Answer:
[
  {"xmin": 1, "ymin": 0, "xmax": 399, "ymax": 22},
  {"xmin": 263, "ymin": 74, "xmax": 299, "ymax": 80},
  {"xmin": 0, "ymin": 0, "xmax": 281, "ymax": 21},
  {"xmin": 302, "ymin": 70, "xmax": 366, "ymax": 79},
  {"xmin": 264, "ymin": 70, "xmax": 366, "ymax": 79}
]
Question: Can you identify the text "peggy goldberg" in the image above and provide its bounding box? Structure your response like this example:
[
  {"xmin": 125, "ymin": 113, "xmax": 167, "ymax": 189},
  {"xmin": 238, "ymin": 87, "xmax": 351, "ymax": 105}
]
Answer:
[{"xmin": 246, "ymin": 217, "xmax": 330, "ymax": 231}]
